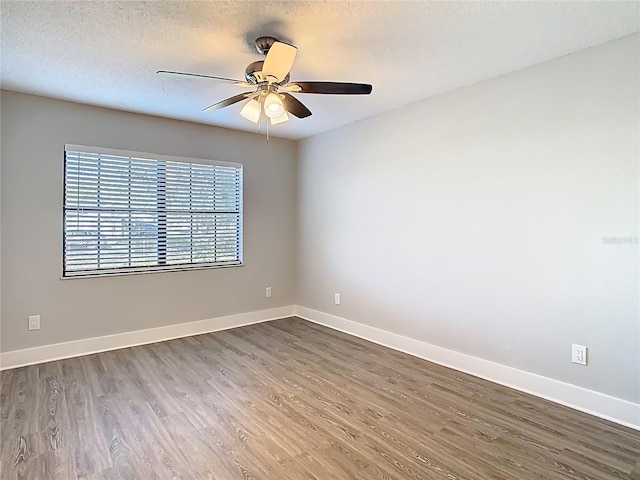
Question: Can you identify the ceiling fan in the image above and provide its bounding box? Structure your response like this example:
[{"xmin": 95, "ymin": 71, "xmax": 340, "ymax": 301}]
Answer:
[{"xmin": 157, "ymin": 36, "xmax": 373, "ymax": 126}]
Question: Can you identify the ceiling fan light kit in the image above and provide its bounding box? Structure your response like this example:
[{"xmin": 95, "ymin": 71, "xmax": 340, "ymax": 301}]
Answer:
[
  {"xmin": 270, "ymin": 110, "xmax": 290, "ymax": 125},
  {"xmin": 157, "ymin": 36, "xmax": 373, "ymax": 130},
  {"xmin": 239, "ymin": 97, "xmax": 262, "ymax": 123},
  {"xmin": 264, "ymin": 92, "xmax": 285, "ymax": 119}
]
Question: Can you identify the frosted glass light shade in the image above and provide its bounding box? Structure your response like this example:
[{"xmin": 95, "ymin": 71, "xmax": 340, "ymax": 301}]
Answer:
[
  {"xmin": 270, "ymin": 110, "xmax": 289, "ymax": 125},
  {"xmin": 264, "ymin": 93, "xmax": 285, "ymax": 119},
  {"xmin": 240, "ymin": 98, "xmax": 261, "ymax": 123}
]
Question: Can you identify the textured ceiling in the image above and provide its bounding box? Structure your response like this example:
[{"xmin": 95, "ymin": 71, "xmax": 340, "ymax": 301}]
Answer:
[{"xmin": 1, "ymin": 1, "xmax": 638, "ymax": 140}]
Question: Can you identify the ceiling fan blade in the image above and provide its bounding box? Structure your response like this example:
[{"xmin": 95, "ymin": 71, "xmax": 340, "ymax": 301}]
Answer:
[
  {"xmin": 281, "ymin": 93, "xmax": 312, "ymax": 119},
  {"xmin": 284, "ymin": 82, "xmax": 372, "ymax": 95},
  {"xmin": 261, "ymin": 42, "xmax": 297, "ymax": 83},
  {"xmin": 157, "ymin": 70, "xmax": 252, "ymax": 87},
  {"xmin": 202, "ymin": 92, "xmax": 255, "ymax": 112}
]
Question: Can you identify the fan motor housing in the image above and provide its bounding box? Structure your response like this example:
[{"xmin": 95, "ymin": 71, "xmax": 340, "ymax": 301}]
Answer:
[
  {"xmin": 245, "ymin": 60, "xmax": 290, "ymax": 84},
  {"xmin": 245, "ymin": 61, "xmax": 264, "ymax": 83}
]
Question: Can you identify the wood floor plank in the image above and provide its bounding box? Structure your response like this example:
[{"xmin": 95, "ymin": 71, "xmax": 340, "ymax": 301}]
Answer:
[
  {"xmin": 1, "ymin": 317, "xmax": 638, "ymax": 479},
  {"xmin": 60, "ymin": 357, "xmax": 112, "ymax": 477}
]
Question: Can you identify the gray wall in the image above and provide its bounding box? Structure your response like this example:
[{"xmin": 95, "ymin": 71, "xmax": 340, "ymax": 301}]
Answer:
[
  {"xmin": 296, "ymin": 35, "xmax": 639, "ymax": 403},
  {"xmin": 2, "ymin": 35, "xmax": 638, "ymax": 406},
  {"xmin": 1, "ymin": 91, "xmax": 297, "ymax": 352}
]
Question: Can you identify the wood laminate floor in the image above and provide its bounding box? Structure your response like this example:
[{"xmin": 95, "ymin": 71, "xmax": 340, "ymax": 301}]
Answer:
[{"xmin": 1, "ymin": 317, "xmax": 638, "ymax": 479}]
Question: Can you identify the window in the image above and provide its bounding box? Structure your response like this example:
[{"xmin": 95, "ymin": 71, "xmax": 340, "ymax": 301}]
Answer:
[{"xmin": 63, "ymin": 145, "xmax": 242, "ymax": 278}]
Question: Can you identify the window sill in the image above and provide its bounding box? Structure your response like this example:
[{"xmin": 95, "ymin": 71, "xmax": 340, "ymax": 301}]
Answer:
[{"xmin": 61, "ymin": 262, "xmax": 243, "ymax": 280}]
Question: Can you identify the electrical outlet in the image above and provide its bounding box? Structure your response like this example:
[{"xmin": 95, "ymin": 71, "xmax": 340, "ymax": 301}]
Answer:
[
  {"xmin": 265, "ymin": 287, "xmax": 272, "ymax": 298},
  {"xmin": 334, "ymin": 293, "xmax": 341, "ymax": 305},
  {"xmin": 572, "ymin": 344, "xmax": 587, "ymax": 365},
  {"xmin": 28, "ymin": 315, "xmax": 41, "ymax": 331}
]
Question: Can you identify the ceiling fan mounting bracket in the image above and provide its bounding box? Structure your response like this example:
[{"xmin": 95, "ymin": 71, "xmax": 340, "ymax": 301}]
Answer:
[{"xmin": 255, "ymin": 36, "xmax": 278, "ymax": 55}]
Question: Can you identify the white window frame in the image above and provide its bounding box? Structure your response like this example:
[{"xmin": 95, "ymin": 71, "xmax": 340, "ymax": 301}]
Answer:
[{"xmin": 63, "ymin": 145, "xmax": 243, "ymax": 278}]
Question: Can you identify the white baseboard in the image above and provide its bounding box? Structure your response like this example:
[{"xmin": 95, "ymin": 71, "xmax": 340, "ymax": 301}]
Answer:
[
  {"xmin": 0, "ymin": 305, "xmax": 295, "ymax": 370},
  {"xmin": 294, "ymin": 305, "xmax": 640, "ymax": 431},
  {"xmin": 3, "ymin": 304, "xmax": 637, "ymax": 430}
]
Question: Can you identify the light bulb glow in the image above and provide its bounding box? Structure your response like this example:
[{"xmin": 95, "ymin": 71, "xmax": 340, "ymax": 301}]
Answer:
[
  {"xmin": 263, "ymin": 92, "xmax": 285, "ymax": 119},
  {"xmin": 240, "ymin": 98, "xmax": 261, "ymax": 123}
]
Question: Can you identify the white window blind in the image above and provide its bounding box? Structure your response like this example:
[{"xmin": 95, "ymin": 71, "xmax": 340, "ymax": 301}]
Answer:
[{"xmin": 63, "ymin": 145, "xmax": 243, "ymax": 278}]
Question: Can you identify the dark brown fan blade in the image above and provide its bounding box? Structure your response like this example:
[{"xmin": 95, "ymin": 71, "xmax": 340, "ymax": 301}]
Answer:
[
  {"xmin": 281, "ymin": 93, "xmax": 312, "ymax": 118},
  {"xmin": 289, "ymin": 82, "xmax": 372, "ymax": 95},
  {"xmin": 202, "ymin": 93, "xmax": 254, "ymax": 112},
  {"xmin": 157, "ymin": 70, "xmax": 245, "ymax": 85}
]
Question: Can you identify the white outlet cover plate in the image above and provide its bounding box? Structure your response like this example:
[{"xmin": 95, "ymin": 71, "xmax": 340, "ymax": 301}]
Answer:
[
  {"xmin": 571, "ymin": 344, "xmax": 587, "ymax": 365},
  {"xmin": 28, "ymin": 315, "xmax": 41, "ymax": 331}
]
